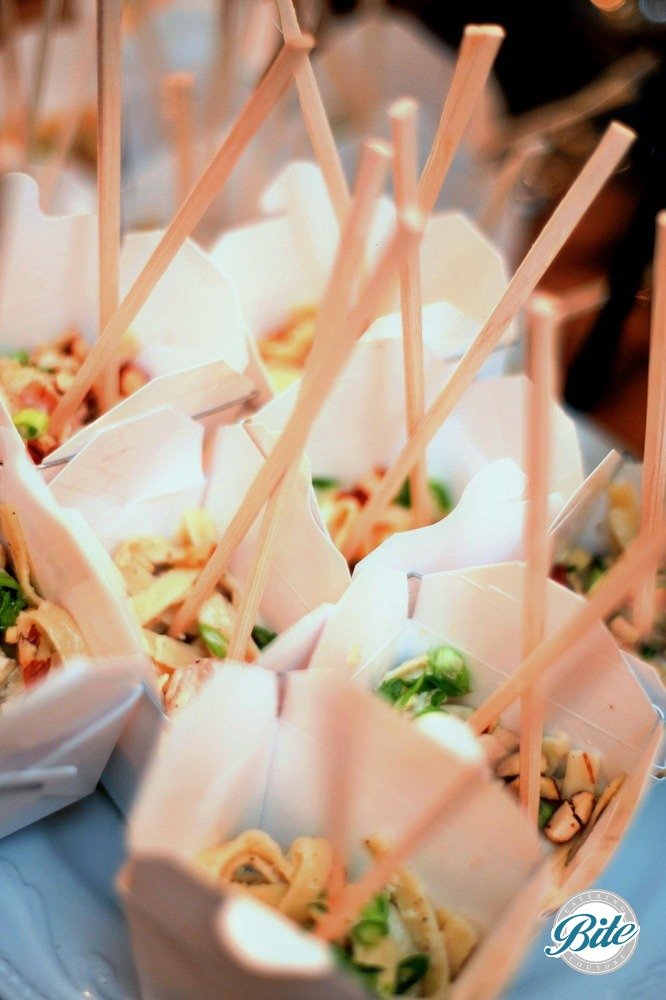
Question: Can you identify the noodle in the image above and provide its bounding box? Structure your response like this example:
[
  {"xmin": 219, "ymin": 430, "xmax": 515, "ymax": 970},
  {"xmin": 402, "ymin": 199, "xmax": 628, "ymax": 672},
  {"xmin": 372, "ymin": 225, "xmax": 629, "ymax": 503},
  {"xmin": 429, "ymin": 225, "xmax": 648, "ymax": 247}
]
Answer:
[
  {"xmin": 196, "ymin": 829, "xmax": 478, "ymax": 997},
  {"xmin": 315, "ymin": 469, "xmax": 452, "ymax": 566},
  {"xmin": 0, "ymin": 503, "xmax": 87, "ymax": 706},
  {"xmin": 114, "ymin": 510, "xmax": 275, "ymax": 711},
  {"xmin": 0, "ymin": 329, "xmax": 148, "ymax": 461}
]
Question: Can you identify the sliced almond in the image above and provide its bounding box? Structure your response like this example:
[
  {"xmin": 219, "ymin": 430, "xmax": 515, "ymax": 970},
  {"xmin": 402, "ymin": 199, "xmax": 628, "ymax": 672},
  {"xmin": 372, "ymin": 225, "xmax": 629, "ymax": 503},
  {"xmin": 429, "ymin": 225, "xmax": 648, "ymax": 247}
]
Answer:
[
  {"xmin": 541, "ymin": 732, "xmax": 571, "ymax": 776},
  {"xmin": 479, "ymin": 732, "xmax": 512, "ymax": 768},
  {"xmin": 588, "ymin": 772, "xmax": 627, "ymax": 829},
  {"xmin": 565, "ymin": 773, "xmax": 627, "ymax": 866},
  {"xmin": 561, "ymin": 749, "xmax": 600, "ymax": 799},
  {"xmin": 489, "ymin": 723, "xmax": 519, "ymax": 753},
  {"xmin": 506, "ymin": 775, "xmax": 561, "ymax": 800},
  {"xmin": 540, "ymin": 776, "xmax": 562, "ymax": 800},
  {"xmin": 544, "ymin": 801, "xmax": 581, "ymax": 844},
  {"xmin": 496, "ymin": 750, "xmax": 548, "ymax": 779},
  {"xmin": 571, "ymin": 790, "xmax": 595, "ymax": 827}
]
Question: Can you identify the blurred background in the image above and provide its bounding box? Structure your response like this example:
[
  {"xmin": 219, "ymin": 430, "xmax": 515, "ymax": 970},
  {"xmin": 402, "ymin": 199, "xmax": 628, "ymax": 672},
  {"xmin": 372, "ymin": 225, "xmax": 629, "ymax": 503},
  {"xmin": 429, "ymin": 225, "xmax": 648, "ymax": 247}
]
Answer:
[{"xmin": 4, "ymin": 0, "xmax": 666, "ymax": 453}]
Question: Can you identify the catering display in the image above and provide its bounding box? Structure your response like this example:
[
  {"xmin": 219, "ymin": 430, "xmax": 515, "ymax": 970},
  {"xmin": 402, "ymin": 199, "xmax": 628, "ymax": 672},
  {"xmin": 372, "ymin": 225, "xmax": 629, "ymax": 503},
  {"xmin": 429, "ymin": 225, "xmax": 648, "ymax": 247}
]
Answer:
[{"xmin": 0, "ymin": 3, "xmax": 662, "ymax": 999}]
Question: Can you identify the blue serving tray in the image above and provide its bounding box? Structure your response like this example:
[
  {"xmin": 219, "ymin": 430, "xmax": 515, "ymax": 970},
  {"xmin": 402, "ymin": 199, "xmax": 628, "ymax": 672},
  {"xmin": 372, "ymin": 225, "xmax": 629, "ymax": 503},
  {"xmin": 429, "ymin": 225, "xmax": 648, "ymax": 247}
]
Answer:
[{"xmin": 0, "ymin": 776, "xmax": 663, "ymax": 1000}]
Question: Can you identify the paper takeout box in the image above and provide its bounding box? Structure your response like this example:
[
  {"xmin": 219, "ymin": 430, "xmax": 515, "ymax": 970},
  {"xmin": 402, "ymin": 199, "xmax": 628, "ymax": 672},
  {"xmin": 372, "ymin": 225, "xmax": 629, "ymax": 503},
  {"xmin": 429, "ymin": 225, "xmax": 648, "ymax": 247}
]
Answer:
[
  {"xmin": 549, "ymin": 454, "xmax": 666, "ymax": 692},
  {"xmin": 550, "ymin": 452, "xmax": 640, "ymax": 561},
  {"xmin": 279, "ymin": 13, "xmax": 500, "ymax": 220},
  {"xmin": 255, "ymin": 349, "xmax": 584, "ymax": 574},
  {"xmin": 0, "ymin": 1, "xmax": 95, "ymax": 122},
  {"xmin": 49, "ymin": 407, "xmax": 350, "ymax": 812},
  {"xmin": 0, "ymin": 428, "xmax": 147, "ymax": 836},
  {"xmin": 121, "ymin": 665, "xmax": 549, "ymax": 1000},
  {"xmin": 210, "ymin": 159, "xmax": 518, "ymax": 383},
  {"xmin": 0, "ymin": 172, "xmax": 258, "ymax": 472},
  {"xmin": 267, "ymin": 561, "xmax": 661, "ymax": 907},
  {"xmin": 0, "ymin": 1, "xmax": 97, "ymax": 212}
]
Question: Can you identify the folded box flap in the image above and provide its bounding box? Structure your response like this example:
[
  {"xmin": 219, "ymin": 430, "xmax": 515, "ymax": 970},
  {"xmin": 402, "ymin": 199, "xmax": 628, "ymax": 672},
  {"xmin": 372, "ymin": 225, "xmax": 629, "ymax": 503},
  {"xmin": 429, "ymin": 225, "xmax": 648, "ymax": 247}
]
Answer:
[
  {"xmin": 129, "ymin": 666, "xmax": 279, "ymax": 858},
  {"xmin": 44, "ymin": 365, "xmax": 255, "ymax": 466},
  {"xmin": 120, "ymin": 232, "xmax": 250, "ymax": 375},
  {"xmin": 413, "ymin": 563, "xmax": 659, "ymax": 766},
  {"xmin": 0, "ymin": 173, "xmax": 97, "ymax": 344},
  {"xmin": 51, "ymin": 409, "xmax": 207, "ymax": 538},
  {"xmin": 205, "ymin": 422, "xmax": 350, "ymax": 631},
  {"xmin": 0, "ymin": 656, "xmax": 144, "ymax": 760},
  {"xmin": 0, "ymin": 428, "xmax": 145, "ymax": 656}
]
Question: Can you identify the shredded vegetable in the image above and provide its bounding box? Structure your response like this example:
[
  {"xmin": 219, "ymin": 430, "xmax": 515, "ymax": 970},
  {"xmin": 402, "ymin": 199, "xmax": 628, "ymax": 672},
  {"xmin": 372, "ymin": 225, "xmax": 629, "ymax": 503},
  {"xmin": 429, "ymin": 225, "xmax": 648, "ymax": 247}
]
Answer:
[
  {"xmin": 114, "ymin": 509, "xmax": 277, "ymax": 711},
  {"xmin": 0, "ymin": 503, "xmax": 87, "ymax": 707},
  {"xmin": 0, "ymin": 328, "xmax": 148, "ymax": 461},
  {"xmin": 315, "ymin": 470, "xmax": 453, "ymax": 566},
  {"xmin": 376, "ymin": 648, "xmax": 623, "ymax": 852}
]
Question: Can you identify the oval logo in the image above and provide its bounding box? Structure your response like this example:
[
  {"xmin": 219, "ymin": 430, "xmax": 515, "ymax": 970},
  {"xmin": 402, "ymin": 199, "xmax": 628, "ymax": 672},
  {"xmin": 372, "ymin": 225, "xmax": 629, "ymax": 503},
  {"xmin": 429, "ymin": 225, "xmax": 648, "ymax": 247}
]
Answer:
[{"xmin": 544, "ymin": 890, "xmax": 639, "ymax": 975}]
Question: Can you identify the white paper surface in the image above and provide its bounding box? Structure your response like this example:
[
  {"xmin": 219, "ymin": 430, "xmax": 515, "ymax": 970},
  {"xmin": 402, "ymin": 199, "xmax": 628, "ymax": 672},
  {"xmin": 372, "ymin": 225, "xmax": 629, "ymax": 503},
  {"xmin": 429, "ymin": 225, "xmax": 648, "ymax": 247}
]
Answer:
[
  {"xmin": 210, "ymin": 159, "xmax": 517, "ymax": 369},
  {"xmin": 267, "ymin": 559, "xmax": 660, "ymax": 902},
  {"xmin": 256, "ymin": 348, "xmax": 584, "ymax": 575},
  {"xmin": 0, "ymin": 174, "xmax": 256, "ymax": 467},
  {"xmin": 124, "ymin": 665, "xmax": 547, "ymax": 1000},
  {"xmin": 0, "ymin": 427, "xmax": 146, "ymax": 837},
  {"xmin": 50, "ymin": 407, "xmax": 350, "ymax": 810}
]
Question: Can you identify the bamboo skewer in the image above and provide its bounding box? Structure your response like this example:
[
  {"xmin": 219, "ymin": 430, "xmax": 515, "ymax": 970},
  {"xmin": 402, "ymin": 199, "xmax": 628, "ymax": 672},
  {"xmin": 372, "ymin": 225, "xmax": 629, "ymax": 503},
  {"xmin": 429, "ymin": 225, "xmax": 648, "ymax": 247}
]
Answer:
[
  {"xmin": 418, "ymin": 24, "xmax": 505, "ymax": 217},
  {"xmin": 519, "ymin": 295, "xmax": 558, "ymax": 824},
  {"xmin": 96, "ymin": 0, "xmax": 123, "ymax": 413},
  {"xmin": 163, "ymin": 71, "xmax": 196, "ymax": 208},
  {"xmin": 316, "ymin": 761, "xmax": 488, "ymax": 942},
  {"xmin": 469, "ymin": 516, "xmax": 666, "ymax": 736},
  {"xmin": 390, "ymin": 97, "xmax": 430, "ymax": 528},
  {"xmin": 49, "ymin": 37, "xmax": 312, "ymax": 438},
  {"xmin": 276, "ymin": 0, "xmax": 350, "ymax": 227},
  {"xmin": 319, "ymin": 511, "xmax": 666, "ymax": 942},
  {"xmin": 340, "ymin": 121, "xmax": 635, "ymax": 562},
  {"xmin": 225, "ymin": 461, "xmax": 299, "ymax": 663},
  {"xmin": 224, "ymin": 139, "xmax": 390, "ymax": 661},
  {"xmin": 26, "ymin": 0, "xmax": 65, "ymax": 155},
  {"xmin": 170, "ymin": 204, "xmax": 422, "ymax": 640},
  {"xmin": 634, "ymin": 212, "xmax": 666, "ymax": 637}
]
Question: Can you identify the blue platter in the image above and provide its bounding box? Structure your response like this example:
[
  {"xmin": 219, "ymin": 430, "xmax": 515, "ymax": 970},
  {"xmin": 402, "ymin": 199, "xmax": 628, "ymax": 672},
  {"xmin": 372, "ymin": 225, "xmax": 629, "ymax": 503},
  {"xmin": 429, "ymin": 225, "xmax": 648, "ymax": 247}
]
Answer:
[{"xmin": 0, "ymin": 777, "xmax": 663, "ymax": 1000}]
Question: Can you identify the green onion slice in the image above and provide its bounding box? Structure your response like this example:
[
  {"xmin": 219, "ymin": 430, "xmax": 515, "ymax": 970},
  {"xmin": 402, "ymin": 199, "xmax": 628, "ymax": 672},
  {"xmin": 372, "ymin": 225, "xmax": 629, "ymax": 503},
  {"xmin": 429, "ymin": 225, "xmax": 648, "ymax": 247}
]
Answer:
[
  {"xmin": 395, "ymin": 954, "xmax": 430, "ymax": 994},
  {"xmin": 199, "ymin": 623, "xmax": 228, "ymax": 659},
  {"xmin": 13, "ymin": 408, "xmax": 49, "ymax": 440}
]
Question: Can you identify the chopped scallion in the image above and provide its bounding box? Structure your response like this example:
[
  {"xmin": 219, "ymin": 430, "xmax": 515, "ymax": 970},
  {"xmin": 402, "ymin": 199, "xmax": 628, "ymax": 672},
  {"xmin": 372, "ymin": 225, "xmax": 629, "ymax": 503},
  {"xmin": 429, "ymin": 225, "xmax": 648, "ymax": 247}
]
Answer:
[
  {"xmin": 13, "ymin": 408, "xmax": 49, "ymax": 440},
  {"xmin": 251, "ymin": 624, "xmax": 277, "ymax": 650},
  {"xmin": 395, "ymin": 954, "xmax": 430, "ymax": 994},
  {"xmin": 199, "ymin": 623, "xmax": 228, "ymax": 659}
]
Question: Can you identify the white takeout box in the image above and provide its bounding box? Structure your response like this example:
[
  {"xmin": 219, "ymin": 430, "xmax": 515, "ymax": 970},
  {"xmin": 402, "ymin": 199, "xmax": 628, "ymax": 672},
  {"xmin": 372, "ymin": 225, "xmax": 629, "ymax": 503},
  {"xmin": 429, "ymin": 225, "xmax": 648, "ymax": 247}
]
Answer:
[
  {"xmin": 550, "ymin": 452, "xmax": 640, "ymax": 561},
  {"xmin": 255, "ymin": 350, "xmax": 584, "ymax": 574},
  {"xmin": 121, "ymin": 665, "xmax": 549, "ymax": 1000},
  {"xmin": 0, "ymin": 172, "xmax": 258, "ymax": 472},
  {"xmin": 210, "ymin": 160, "xmax": 518, "ymax": 383},
  {"xmin": 0, "ymin": 428, "xmax": 147, "ymax": 836},
  {"xmin": 121, "ymin": 0, "xmax": 286, "ymax": 230},
  {"xmin": 0, "ymin": 1, "xmax": 97, "ymax": 212},
  {"xmin": 49, "ymin": 407, "xmax": 350, "ymax": 812},
  {"xmin": 550, "ymin": 454, "xmax": 666, "ymax": 693},
  {"xmin": 264, "ymin": 561, "xmax": 661, "ymax": 907}
]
